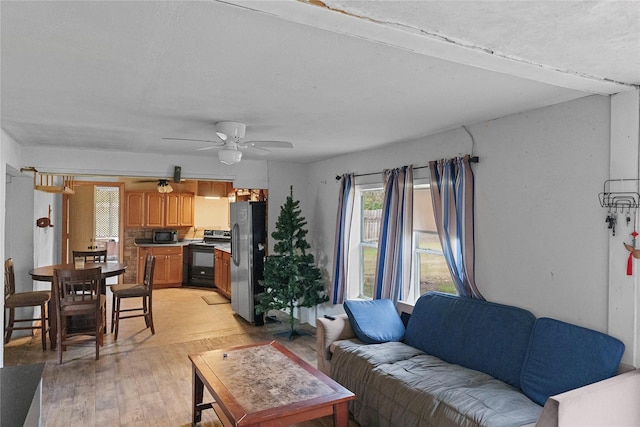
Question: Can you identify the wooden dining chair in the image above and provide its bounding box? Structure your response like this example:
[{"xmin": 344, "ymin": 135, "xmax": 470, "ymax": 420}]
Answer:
[
  {"xmin": 52, "ymin": 266, "xmax": 106, "ymax": 363},
  {"xmin": 72, "ymin": 249, "xmax": 107, "ymax": 263},
  {"xmin": 111, "ymin": 254, "xmax": 156, "ymax": 340},
  {"xmin": 4, "ymin": 258, "xmax": 51, "ymax": 350},
  {"xmin": 72, "ymin": 249, "xmax": 109, "ymax": 295}
]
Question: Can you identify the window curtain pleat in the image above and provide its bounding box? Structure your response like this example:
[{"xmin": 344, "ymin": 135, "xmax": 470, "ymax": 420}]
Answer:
[
  {"xmin": 374, "ymin": 165, "xmax": 413, "ymax": 303},
  {"xmin": 429, "ymin": 155, "xmax": 483, "ymax": 299},
  {"xmin": 331, "ymin": 173, "xmax": 355, "ymax": 304}
]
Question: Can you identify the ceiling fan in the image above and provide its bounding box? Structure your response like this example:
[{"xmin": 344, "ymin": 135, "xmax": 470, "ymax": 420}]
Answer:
[{"xmin": 163, "ymin": 121, "xmax": 293, "ymax": 165}]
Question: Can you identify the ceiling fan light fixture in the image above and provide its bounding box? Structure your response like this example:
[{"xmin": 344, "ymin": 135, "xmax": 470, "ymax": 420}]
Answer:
[
  {"xmin": 157, "ymin": 179, "xmax": 174, "ymax": 193},
  {"xmin": 218, "ymin": 148, "xmax": 242, "ymax": 165}
]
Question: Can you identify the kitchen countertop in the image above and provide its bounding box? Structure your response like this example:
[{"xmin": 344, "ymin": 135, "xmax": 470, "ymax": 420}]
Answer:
[
  {"xmin": 134, "ymin": 239, "xmax": 192, "ymax": 247},
  {"xmin": 134, "ymin": 239, "xmax": 231, "ymax": 252},
  {"xmin": 214, "ymin": 243, "xmax": 231, "ymax": 253}
]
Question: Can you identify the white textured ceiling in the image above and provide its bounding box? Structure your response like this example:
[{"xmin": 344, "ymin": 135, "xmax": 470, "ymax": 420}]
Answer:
[{"xmin": 1, "ymin": 1, "xmax": 638, "ymax": 164}]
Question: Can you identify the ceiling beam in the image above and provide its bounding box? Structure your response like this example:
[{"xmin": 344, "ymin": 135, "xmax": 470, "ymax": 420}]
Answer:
[{"xmin": 222, "ymin": 0, "xmax": 634, "ymax": 95}]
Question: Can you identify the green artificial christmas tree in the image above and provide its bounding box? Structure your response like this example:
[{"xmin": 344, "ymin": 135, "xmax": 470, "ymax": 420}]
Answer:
[{"xmin": 256, "ymin": 186, "xmax": 328, "ymax": 339}]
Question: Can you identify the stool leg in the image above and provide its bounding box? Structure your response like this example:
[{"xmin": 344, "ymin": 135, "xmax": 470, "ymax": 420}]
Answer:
[
  {"xmin": 5, "ymin": 307, "xmax": 15, "ymax": 344},
  {"xmin": 148, "ymin": 296, "xmax": 155, "ymax": 335},
  {"xmin": 142, "ymin": 297, "xmax": 149, "ymax": 328},
  {"xmin": 114, "ymin": 295, "xmax": 120, "ymax": 341},
  {"xmin": 111, "ymin": 293, "xmax": 116, "ymax": 333},
  {"xmin": 48, "ymin": 300, "xmax": 56, "ymax": 350},
  {"xmin": 40, "ymin": 302, "xmax": 47, "ymax": 351}
]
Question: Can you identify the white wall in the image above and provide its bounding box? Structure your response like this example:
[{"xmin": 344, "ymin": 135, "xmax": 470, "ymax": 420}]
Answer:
[
  {"xmin": 20, "ymin": 146, "xmax": 270, "ymax": 189},
  {"xmin": 4, "ymin": 169, "xmax": 36, "ymax": 339},
  {"xmin": 306, "ymin": 95, "xmax": 630, "ymax": 353},
  {"xmin": 1, "ymin": 129, "xmax": 29, "ymax": 366},
  {"xmin": 608, "ymin": 89, "xmax": 640, "ymax": 366}
]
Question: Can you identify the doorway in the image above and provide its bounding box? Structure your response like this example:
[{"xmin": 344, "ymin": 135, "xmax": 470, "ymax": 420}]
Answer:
[{"xmin": 62, "ymin": 181, "xmax": 124, "ymax": 264}]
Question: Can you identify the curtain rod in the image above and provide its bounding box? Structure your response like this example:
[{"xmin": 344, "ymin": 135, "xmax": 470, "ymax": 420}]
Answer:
[{"xmin": 335, "ymin": 156, "xmax": 479, "ymax": 181}]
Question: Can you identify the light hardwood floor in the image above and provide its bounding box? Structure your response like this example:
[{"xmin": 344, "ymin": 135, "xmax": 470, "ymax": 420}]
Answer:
[{"xmin": 4, "ymin": 287, "xmax": 356, "ymax": 427}]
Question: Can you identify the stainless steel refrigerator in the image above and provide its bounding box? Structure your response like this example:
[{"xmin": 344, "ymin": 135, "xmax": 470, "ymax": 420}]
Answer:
[{"xmin": 230, "ymin": 201, "xmax": 266, "ymax": 325}]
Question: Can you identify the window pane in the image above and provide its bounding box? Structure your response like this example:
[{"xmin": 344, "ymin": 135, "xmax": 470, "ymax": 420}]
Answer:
[
  {"xmin": 361, "ymin": 245, "xmax": 377, "ymax": 298},
  {"xmin": 360, "ymin": 189, "xmax": 384, "ymax": 299},
  {"xmin": 95, "ymin": 187, "xmax": 119, "ymax": 238},
  {"xmin": 417, "ymin": 252, "xmax": 455, "ymax": 295},
  {"xmin": 413, "ymin": 187, "xmax": 456, "ymax": 299}
]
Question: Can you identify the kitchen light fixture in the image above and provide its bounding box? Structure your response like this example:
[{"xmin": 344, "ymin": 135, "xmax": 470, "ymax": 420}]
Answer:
[
  {"xmin": 218, "ymin": 144, "xmax": 242, "ymax": 165},
  {"xmin": 157, "ymin": 179, "xmax": 174, "ymax": 193}
]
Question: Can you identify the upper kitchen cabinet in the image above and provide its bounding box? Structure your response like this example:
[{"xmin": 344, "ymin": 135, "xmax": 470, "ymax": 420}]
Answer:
[
  {"xmin": 197, "ymin": 181, "xmax": 232, "ymax": 198},
  {"xmin": 126, "ymin": 192, "xmax": 145, "ymax": 227},
  {"xmin": 125, "ymin": 191, "xmax": 194, "ymax": 228},
  {"xmin": 146, "ymin": 192, "xmax": 165, "ymax": 227},
  {"xmin": 166, "ymin": 192, "xmax": 194, "ymax": 227}
]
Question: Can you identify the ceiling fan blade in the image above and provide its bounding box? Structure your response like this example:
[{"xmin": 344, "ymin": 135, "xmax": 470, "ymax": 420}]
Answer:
[
  {"xmin": 240, "ymin": 140, "xmax": 293, "ymax": 149},
  {"xmin": 241, "ymin": 145, "xmax": 271, "ymax": 155},
  {"xmin": 196, "ymin": 146, "xmax": 218, "ymax": 151},
  {"xmin": 163, "ymin": 137, "xmax": 221, "ymax": 143}
]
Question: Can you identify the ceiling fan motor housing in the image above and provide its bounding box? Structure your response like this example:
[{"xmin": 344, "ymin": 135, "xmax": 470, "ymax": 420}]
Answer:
[{"xmin": 216, "ymin": 121, "xmax": 246, "ymax": 142}]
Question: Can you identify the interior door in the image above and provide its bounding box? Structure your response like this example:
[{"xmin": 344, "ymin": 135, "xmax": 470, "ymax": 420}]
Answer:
[{"xmin": 66, "ymin": 185, "xmax": 97, "ymax": 262}]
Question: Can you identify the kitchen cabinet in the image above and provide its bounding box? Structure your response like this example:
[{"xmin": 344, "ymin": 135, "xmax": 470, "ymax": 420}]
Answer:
[
  {"xmin": 138, "ymin": 246, "xmax": 184, "ymax": 288},
  {"xmin": 125, "ymin": 192, "xmax": 145, "ymax": 227},
  {"xmin": 214, "ymin": 248, "xmax": 231, "ymax": 298},
  {"xmin": 179, "ymin": 192, "xmax": 194, "ymax": 226},
  {"xmin": 197, "ymin": 181, "xmax": 232, "ymax": 198},
  {"xmin": 165, "ymin": 193, "xmax": 180, "ymax": 227},
  {"xmin": 146, "ymin": 192, "xmax": 165, "ymax": 228},
  {"xmin": 125, "ymin": 191, "xmax": 194, "ymax": 228}
]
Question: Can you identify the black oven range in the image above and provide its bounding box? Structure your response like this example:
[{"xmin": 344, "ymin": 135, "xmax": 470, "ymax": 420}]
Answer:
[{"xmin": 187, "ymin": 230, "xmax": 230, "ymax": 288}]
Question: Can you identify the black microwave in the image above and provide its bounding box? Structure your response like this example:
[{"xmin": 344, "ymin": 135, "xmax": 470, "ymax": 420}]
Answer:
[{"xmin": 153, "ymin": 229, "xmax": 178, "ymax": 244}]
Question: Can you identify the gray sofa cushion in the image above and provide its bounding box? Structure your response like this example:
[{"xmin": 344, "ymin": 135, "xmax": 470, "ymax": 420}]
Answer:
[{"xmin": 332, "ymin": 340, "xmax": 542, "ymax": 427}]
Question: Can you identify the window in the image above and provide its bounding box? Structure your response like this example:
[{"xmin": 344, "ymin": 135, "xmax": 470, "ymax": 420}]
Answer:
[
  {"xmin": 355, "ymin": 183, "xmax": 454, "ymax": 303},
  {"xmin": 359, "ymin": 189, "xmax": 383, "ymax": 299},
  {"xmin": 412, "ymin": 186, "xmax": 455, "ymax": 300},
  {"xmin": 95, "ymin": 187, "xmax": 119, "ymax": 239}
]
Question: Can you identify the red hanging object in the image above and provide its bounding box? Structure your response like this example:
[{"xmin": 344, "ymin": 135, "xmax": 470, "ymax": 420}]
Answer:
[{"xmin": 627, "ymin": 230, "xmax": 638, "ymax": 276}]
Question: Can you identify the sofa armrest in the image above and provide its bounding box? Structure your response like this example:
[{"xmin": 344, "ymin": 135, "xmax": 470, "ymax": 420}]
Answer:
[
  {"xmin": 316, "ymin": 314, "xmax": 354, "ymax": 375},
  {"xmin": 535, "ymin": 368, "xmax": 640, "ymax": 427}
]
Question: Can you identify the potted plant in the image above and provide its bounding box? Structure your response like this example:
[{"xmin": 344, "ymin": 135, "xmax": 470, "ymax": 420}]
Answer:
[{"xmin": 256, "ymin": 186, "xmax": 328, "ymax": 339}]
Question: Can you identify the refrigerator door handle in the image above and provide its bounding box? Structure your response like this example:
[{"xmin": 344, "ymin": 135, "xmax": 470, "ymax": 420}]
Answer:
[{"xmin": 232, "ymin": 223, "xmax": 240, "ymax": 266}]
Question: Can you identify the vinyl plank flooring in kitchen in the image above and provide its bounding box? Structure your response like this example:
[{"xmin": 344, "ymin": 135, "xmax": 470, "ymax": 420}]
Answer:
[{"xmin": 3, "ymin": 287, "xmax": 356, "ymax": 427}]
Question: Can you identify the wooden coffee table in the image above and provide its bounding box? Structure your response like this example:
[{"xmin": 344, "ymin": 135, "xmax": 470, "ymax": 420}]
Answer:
[{"xmin": 189, "ymin": 341, "xmax": 355, "ymax": 426}]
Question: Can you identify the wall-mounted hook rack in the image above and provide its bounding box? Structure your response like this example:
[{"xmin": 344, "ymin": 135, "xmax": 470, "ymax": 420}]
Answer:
[{"xmin": 598, "ymin": 179, "xmax": 640, "ymax": 211}]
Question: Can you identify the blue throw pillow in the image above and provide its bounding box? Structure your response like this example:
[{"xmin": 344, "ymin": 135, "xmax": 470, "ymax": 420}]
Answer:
[
  {"xmin": 521, "ymin": 317, "xmax": 625, "ymax": 406},
  {"xmin": 343, "ymin": 299, "xmax": 405, "ymax": 344}
]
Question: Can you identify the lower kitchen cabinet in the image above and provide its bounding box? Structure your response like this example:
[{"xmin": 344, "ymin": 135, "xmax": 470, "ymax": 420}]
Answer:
[
  {"xmin": 214, "ymin": 248, "xmax": 231, "ymax": 298},
  {"xmin": 138, "ymin": 246, "xmax": 184, "ymax": 288}
]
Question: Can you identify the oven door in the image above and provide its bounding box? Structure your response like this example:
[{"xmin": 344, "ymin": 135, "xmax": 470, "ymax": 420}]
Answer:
[{"xmin": 188, "ymin": 245, "xmax": 215, "ymax": 287}]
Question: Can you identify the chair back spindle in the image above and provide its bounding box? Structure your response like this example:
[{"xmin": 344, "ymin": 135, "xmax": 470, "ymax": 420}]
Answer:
[{"xmin": 72, "ymin": 250, "xmax": 107, "ymax": 263}]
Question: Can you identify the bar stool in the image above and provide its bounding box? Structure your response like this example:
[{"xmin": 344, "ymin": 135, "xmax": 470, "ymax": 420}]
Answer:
[
  {"xmin": 4, "ymin": 258, "xmax": 51, "ymax": 350},
  {"xmin": 111, "ymin": 254, "xmax": 156, "ymax": 340}
]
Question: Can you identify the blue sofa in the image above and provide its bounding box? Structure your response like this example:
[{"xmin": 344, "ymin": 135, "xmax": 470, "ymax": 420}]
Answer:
[{"xmin": 316, "ymin": 292, "xmax": 635, "ymax": 427}]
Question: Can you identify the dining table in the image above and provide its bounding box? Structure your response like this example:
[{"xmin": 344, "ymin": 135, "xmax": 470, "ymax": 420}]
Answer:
[{"xmin": 29, "ymin": 261, "xmax": 127, "ymax": 349}]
